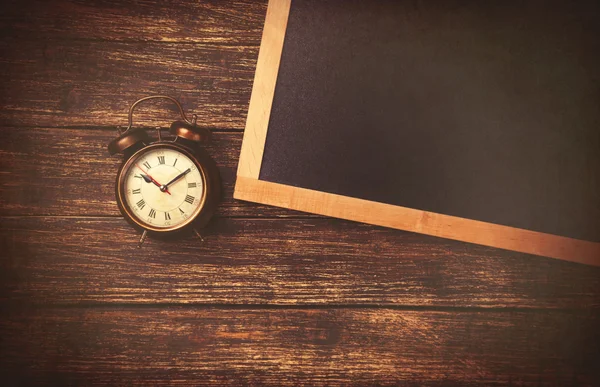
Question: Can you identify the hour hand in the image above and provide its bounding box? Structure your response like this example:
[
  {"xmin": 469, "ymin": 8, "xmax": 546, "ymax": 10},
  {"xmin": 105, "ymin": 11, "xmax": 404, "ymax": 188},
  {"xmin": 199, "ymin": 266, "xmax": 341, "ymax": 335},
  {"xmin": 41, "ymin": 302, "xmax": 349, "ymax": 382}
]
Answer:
[
  {"xmin": 140, "ymin": 174, "xmax": 153, "ymax": 184},
  {"xmin": 135, "ymin": 165, "xmax": 171, "ymax": 195},
  {"xmin": 141, "ymin": 173, "xmax": 161, "ymax": 189}
]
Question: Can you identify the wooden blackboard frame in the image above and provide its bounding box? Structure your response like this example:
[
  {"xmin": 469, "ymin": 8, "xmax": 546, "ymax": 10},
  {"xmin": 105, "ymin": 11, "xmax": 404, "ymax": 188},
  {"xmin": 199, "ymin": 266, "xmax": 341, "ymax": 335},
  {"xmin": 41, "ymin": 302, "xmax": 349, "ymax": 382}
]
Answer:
[{"xmin": 234, "ymin": 0, "xmax": 600, "ymax": 266}]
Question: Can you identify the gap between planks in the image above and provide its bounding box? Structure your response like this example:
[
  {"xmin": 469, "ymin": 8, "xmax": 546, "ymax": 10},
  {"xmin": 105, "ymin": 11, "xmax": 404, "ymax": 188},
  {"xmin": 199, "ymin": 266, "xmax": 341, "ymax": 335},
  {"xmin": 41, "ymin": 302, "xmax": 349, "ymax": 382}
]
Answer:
[
  {"xmin": 2, "ymin": 302, "xmax": 594, "ymax": 315},
  {"xmin": 0, "ymin": 215, "xmax": 320, "ymax": 220},
  {"xmin": 0, "ymin": 36, "xmax": 263, "ymax": 46},
  {"xmin": 0, "ymin": 125, "xmax": 245, "ymax": 132}
]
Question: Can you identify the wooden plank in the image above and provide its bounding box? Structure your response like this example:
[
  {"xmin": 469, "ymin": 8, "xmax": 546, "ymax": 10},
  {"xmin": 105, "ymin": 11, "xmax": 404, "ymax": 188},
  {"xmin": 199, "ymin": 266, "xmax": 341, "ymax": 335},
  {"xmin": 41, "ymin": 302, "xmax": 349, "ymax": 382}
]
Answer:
[
  {"xmin": 1, "ymin": 308, "xmax": 599, "ymax": 385},
  {"xmin": 0, "ymin": 39, "xmax": 257, "ymax": 128},
  {"xmin": 237, "ymin": 0, "xmax": 291, "ymax": 179},
  {"xmin": 0, "ymin": 127, "xmax": 302, "ymax": 217},
  {"xmin": 0, "ymin": 0, "xmax": 267, "ymax": 44},
  {"xmin": 235, "ymin": 177, "xmax": 600, "ymax": 266},
  {"xmin": 2, "ymin": 217, "xmax": 599, "ymax": 307}
]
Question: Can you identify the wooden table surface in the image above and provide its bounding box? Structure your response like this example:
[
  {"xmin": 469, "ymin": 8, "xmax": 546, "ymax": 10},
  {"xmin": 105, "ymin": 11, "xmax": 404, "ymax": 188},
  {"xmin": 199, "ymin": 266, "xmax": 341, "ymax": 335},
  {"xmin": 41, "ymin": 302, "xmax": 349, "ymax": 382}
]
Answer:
[{"xmin": 1, "ymin": 1, "xmax": 599, "ymax": 385}]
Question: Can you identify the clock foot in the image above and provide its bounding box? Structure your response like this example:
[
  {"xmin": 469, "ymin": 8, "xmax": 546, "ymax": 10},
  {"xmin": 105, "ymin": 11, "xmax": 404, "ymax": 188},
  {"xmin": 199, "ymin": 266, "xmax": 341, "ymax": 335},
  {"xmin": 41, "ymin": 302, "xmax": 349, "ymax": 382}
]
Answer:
[
  {"xmin": 193, "ymin": 228, "xmax": 205, "ymax": 242},
  {"xmin": 137, "ymin": 230, "xmax": 148, "ymax": 248}
]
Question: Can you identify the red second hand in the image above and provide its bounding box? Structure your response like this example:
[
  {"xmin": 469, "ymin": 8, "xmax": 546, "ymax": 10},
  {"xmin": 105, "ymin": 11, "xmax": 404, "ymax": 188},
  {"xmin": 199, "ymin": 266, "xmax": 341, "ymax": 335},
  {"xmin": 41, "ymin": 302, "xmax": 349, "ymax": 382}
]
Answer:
[{"xmin": 136, "ymin": 164, "xmax": 171, "ymax": 195}]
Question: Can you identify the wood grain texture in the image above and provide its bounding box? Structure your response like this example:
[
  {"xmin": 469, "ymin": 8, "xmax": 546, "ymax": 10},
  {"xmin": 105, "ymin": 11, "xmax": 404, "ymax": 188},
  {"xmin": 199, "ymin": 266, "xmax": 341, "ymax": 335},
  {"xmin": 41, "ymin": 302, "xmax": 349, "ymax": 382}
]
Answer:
[
  {"xmin": 0, "ymin": 127, "xmax": 304, "ymax": 217},
  {"xmin": 1, "ymin": 308, "xmax": 599, "ymax": 386},
  {"xmin": 0, "ymin": 39, "xmax": 257, "ymax": 129},
  {"xmin": 235, "ymin": 177, "xmax": 600, "ymax": 266},
  {"xmin": 2, "ymin": 217, "xmax": 599, "ymax": 307},
  {"xmin": 1, "ymin": 0, "xmax": 598, "ymax": 384},
  {"xmin": 237, "ymin": 0, "xmax": 290, "ymax": 179},
  {"xmin": 0, "ymin": 0, "xmax": 267, "ymax": 44}
]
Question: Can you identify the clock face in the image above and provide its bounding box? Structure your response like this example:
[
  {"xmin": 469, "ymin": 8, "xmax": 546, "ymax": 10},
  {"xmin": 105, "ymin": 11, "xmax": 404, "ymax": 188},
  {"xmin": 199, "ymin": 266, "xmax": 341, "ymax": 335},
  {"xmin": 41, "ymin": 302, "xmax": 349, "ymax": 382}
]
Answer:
[{"xmin": 119, "ymin": 145, "xmax": 206, "ymax": 231}]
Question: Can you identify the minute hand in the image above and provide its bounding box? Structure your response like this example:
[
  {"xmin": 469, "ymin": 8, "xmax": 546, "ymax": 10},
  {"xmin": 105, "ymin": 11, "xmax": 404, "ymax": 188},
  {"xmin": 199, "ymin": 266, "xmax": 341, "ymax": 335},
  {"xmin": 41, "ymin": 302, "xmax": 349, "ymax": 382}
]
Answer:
[{"xmin": 163, "ymin": 168, "xmax": 191, "ymax": 189}]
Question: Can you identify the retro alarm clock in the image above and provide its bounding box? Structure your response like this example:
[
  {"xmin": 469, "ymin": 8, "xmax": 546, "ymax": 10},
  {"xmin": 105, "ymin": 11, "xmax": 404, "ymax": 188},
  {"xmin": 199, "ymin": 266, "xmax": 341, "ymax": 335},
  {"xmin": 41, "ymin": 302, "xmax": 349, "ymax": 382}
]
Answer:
[{"xmin": 108, "ymin": 96, "xmax": 221, "ymax": 247}]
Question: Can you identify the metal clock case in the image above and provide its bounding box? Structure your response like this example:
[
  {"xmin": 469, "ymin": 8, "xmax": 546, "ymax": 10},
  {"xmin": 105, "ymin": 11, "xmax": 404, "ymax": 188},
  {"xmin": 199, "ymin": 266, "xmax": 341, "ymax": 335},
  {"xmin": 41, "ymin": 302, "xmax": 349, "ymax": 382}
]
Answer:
[{"xmin": 108, "ymin": 96, "xmax": 221, "ymax": 245}]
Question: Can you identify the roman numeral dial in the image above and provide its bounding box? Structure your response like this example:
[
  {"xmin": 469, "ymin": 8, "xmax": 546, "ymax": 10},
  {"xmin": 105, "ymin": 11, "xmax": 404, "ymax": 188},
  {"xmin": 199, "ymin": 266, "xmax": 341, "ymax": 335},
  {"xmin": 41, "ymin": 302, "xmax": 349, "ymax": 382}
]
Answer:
[{"xmin": 122, "ymin": 146, "xmax": 205, "ymax": 230}]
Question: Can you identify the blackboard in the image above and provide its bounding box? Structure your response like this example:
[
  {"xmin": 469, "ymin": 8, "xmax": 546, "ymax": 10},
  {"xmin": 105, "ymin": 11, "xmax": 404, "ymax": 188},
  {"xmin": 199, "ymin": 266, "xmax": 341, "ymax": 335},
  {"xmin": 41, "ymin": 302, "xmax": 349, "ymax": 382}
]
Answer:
[{"xmin": 235, "ymin": 0, "xmax": 600, "ymax": 266}]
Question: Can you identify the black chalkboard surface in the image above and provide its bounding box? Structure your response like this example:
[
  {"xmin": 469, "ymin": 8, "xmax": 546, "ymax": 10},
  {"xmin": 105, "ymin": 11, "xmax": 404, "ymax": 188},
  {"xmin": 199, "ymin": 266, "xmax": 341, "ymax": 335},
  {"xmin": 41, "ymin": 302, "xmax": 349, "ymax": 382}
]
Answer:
[{"xmin": 235, "ymin": 0, "xmax": 600, "ymax": 265}]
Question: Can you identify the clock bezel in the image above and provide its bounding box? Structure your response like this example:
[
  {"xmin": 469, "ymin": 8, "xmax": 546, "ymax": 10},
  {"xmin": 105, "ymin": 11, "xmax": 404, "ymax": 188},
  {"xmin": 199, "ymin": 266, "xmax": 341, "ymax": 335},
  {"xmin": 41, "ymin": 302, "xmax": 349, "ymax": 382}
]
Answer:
[{"xmin": 116, "ymin": 142, "xmax": 213, "ymax": 235}]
